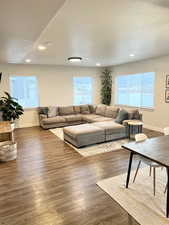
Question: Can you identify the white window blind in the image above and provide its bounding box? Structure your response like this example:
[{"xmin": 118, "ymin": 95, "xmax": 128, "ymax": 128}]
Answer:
[
  {"xmin": 10, "ymin": 76, "xmax": 39, "ymax": 108},
  {"xmin": 115, "ymin": 72, "xmax": 155, "ymax": 108},
  {"xmin": 73, "ymin": 77, "xmax": 93, "ymax": 105}
]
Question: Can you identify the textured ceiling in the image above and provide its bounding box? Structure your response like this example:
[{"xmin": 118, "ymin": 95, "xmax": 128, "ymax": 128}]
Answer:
[
  {"xmin": 0, "ymin": 0, "xmax": 66, "ymax": 64},
  {"xmin": 1, "ymin": 0, "xmax": 169, "ymax": 67}
]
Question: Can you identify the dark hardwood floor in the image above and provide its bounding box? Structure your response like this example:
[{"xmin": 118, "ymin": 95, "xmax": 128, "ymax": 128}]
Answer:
[{"xmin": 0, "ymin": 127, "xmax": 162, "ymax": 225}]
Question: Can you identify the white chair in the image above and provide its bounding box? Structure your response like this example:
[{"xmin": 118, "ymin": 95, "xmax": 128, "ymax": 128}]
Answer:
[
  {"xmin": 164, "ymin": 127, "xmax": 169, "ymax": 136},
  {"xmin": 135, "ymin": 133, "xmax": 147, "ymax": 142},
  {"xmin": 133, "ymin": 133, "xmax": 162, "ymax": 196},
  {"xmin": 163, "ymin": 127, "xmax": 169, "ymax": 194}
]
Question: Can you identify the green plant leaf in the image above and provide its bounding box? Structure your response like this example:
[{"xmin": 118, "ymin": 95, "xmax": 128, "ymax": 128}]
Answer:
[{"xmin": 0, "ymin": 92, "xmax": 24, "ymax": 121}]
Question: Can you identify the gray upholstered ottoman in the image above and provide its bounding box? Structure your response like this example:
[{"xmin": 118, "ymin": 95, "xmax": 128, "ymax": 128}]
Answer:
[
  {"xmin": 63, "ymin": 124, "xmax": 105, "ymax": 147},
  {"xmin": 92, "ymin": 121, "xmax": 127, "ymax": 141}
]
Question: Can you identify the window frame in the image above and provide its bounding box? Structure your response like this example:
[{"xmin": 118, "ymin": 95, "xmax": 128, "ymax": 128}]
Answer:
[
  {"xmin": 114, "ymin": 72, "xmax": 155, "ymax": 110},
  {"xmin": 10, "ymin": 75, "xmax": 40, "ymax": 109},
  {"xmin": 73, "ymin": 76, "xmax": 93, "ymax": 105}
]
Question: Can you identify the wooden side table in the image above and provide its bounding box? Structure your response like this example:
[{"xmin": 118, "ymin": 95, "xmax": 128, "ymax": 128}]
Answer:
[
  {"xmin": 127, "ymin": 121, "xmax": 143, "ymax": 139},
  {"xmin": 0, "ymin": 121, "xmax": 15, "ymax": 142}
]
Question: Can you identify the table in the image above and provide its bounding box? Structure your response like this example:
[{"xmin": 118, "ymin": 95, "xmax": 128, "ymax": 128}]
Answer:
[
  {"xmin": 0, "ymin": 121, "xmax": 15, "ymax": 142},
  {"xmin": 122, "ymin": 135, "xmax": 169, "ymax": 217},
  {"xmin": 127, "ymin": 121, "xmax": 143, "ymax": 139}
]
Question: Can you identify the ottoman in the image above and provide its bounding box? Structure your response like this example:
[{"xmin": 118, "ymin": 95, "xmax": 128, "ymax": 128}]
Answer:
[
  {"xmin": 92, "ymin": 121, "xmax": 127, "ymax": 141},
  {"xmin": 63, "ymin": 124, "xmax": 105, "ymax": 147}
]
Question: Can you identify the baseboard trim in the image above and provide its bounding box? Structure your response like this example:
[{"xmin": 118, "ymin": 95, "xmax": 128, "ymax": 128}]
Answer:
[
  {"xmin": 16, "ymin": 122, "xmax": 39, "ymax": 128},
  {"xmin": 144, "ymin": 124, "xmax": 163, "ymax": 133},
  {"xmin": 15, "ymin": 122, "xmax": 164, "ymax": 132}
]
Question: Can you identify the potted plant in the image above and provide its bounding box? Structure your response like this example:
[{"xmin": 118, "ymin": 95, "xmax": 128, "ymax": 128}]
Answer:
[
  {"xmin": 100, "ymin": 68, "xmax": 112, "ymax": 105},
  {"xmin": 0, "ymin": 92, "xmax": 24, "ymax": 127}
]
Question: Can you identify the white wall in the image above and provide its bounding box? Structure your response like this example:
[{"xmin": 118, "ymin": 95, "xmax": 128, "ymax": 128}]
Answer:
[
  {"xmin": 0, "ymin": 64, "xmax": 101, "ymax": 128},
  {"xmin": 2, "ymin": 55, "xmax": 169, "ymax": 131},
  {"xmin": 110, "ymin": 55, "xmax": 169, "ymax": 132}
]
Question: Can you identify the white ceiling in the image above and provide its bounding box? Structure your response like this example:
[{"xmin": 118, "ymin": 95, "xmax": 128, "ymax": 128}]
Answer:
[{"xmin": 1, "ymin": 0, "xmax": 169, "ymax": 67}]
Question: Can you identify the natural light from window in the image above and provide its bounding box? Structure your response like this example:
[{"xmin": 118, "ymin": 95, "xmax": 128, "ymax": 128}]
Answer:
[
  {"xmin": 10, "ymin": 76, "xmax": 39, "ymax": 108},
  {"xmin": 115, "ymin": 72, "xmax": 155, "ymax": 109},
  {"xmin": 73, "ymin": 77, "xmax": 93, "ymax": 105}
]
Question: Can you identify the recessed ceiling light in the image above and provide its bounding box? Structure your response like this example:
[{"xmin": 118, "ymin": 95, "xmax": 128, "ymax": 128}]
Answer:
[
  {"xmin": 25, "ymin": 59, "xmax": 31, "ymax": 63},
  {"xmin": 68, "ymin": 57, "xmax": 82, "ymax": 62},
  {"xmin": 96, "ymin": 63, "xmax": 101, "ymax": 66},
  {"xmin": 38, "ymin": 45, "xmax": 47, "ymax": 51},
  {"xmin": 129, "ymin": 54, "xmax": 135, "ymax": 57}
]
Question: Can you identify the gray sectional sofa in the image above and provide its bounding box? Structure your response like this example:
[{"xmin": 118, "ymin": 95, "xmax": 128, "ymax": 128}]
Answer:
[{"xmin": 39, "ymin": 104, "xmax": 142, "ymax": 147}]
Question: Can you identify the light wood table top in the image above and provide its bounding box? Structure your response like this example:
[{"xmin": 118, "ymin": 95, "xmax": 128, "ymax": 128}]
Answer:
[
  {"xmin": 127, "ymin": 121, "xmax": 143, "ymax": 126},
  {"xmin": 0, "ymin": 121, "xmax": 13, "ymax": 134}
]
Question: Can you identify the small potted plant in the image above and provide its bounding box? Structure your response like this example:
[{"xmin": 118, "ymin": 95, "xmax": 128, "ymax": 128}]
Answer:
[
  {"xmin": 0, "ymin": 92, "xmax": 24, "ymax": 127},
  {"xmin": 100, "ymin": 68, "xmax": 112, "ymax": 105}
]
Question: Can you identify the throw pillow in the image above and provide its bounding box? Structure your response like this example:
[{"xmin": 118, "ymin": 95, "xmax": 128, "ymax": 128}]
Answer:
[
  {"xmin": 80, "ymin": 105, "xmax": 90, "ymax": 114},
  {"xmin": 133, "ymin": 110, "xmax": 140, "ymax": 120},
  {"xmin": 74, "ymin": 106, "xmax": 81, "ymax": 114},
  {"xmin": 95, "ymin": 104, "xmax": 106, "ymax": 116},
  {"xmin": 115, "ymin": 109, "xmax": 129, "ymax": 124},
  {"xmin": 88, "ymin": 104, "xmax": 96, "ymax": 113},
  {"xmin": 105, "ymin": 106, "xmax": 119, "ymax": 118},
  {"xmin": 48, "ymin": 106, "xmax": 58, "ymax": 118},
  {"xmin": 39, "ymin": 107, "xmax": 48, "ymax": 115},
  {"xmin": 128, "ymin": 109, "xmax": 140, "ymax": 120}
]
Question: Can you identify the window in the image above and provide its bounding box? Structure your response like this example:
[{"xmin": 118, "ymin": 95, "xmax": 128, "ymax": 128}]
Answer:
[
  {"xmin": 10, "ymin": 76, "xmax": 39, "ymax": 108},
  {"xmin": 115, "ymin": 72, "xmax": 155, "ymax": 108},
  {"xmin": 73, "ymin": 77, "xmax": 93, "ymax": 105}
]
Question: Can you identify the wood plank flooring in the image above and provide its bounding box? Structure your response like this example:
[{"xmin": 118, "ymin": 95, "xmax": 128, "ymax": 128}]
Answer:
[{"xmin": 0, "ymin": 127, "xmax": 162, "ymax": 225}]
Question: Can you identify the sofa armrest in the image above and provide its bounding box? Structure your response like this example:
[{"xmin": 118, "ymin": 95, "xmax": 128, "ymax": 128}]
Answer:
[{"xmin": 39, "ymin": 114, "xmax": 47, "ymax": 121}]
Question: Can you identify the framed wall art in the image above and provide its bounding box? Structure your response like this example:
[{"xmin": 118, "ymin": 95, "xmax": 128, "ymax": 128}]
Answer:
[
  {"xmin": 166, "ymin": 74, "xmax": 169, "ymax": 88},
  {"xmin": 165, "ymin": 89, "xmax": 169, "ymax": 103}
]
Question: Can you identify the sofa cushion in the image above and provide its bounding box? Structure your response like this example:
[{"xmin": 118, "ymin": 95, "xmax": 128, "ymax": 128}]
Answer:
[
  {"xmin": 95, "ymin": 104, "xmax": 106, "ymax": 116},
  {"xmin": 43, "ymin": 116, "xmax": 66, "ymax": 125},
  {"xmin": 74, "ymin": 105, "xmax": 81, "ymax": 114},
  {"xmin": 63, "ymin": 114, "xmax": 82, "ymax": 122},
  {"xmin": 90, "ymin": 117, "xmax": 113, "ymax": 123},
  {"xmin": 92, "ymin": 121, "xmax": 125, "ymax": 135},
  {"xmin": 59, "ymin": 106, "xmax": 74, "ymax": 115},
  {"xmin": 48, "ymin": 106, "xmax": 59, "ymax": 118},
  {"xmin": 105, "ymin": 106, "xmax": 119, "ymax": 118},
  {"xmin": 82, "ymin": 114, "xmax": 101, "ymax": 123},
  {"xmin": 115, "ymin": 109, "xmax": 128, "ymax": 124},
  {"xmin": 80, "ymin": 105, "xmax": 90, "ymax": 114}
]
